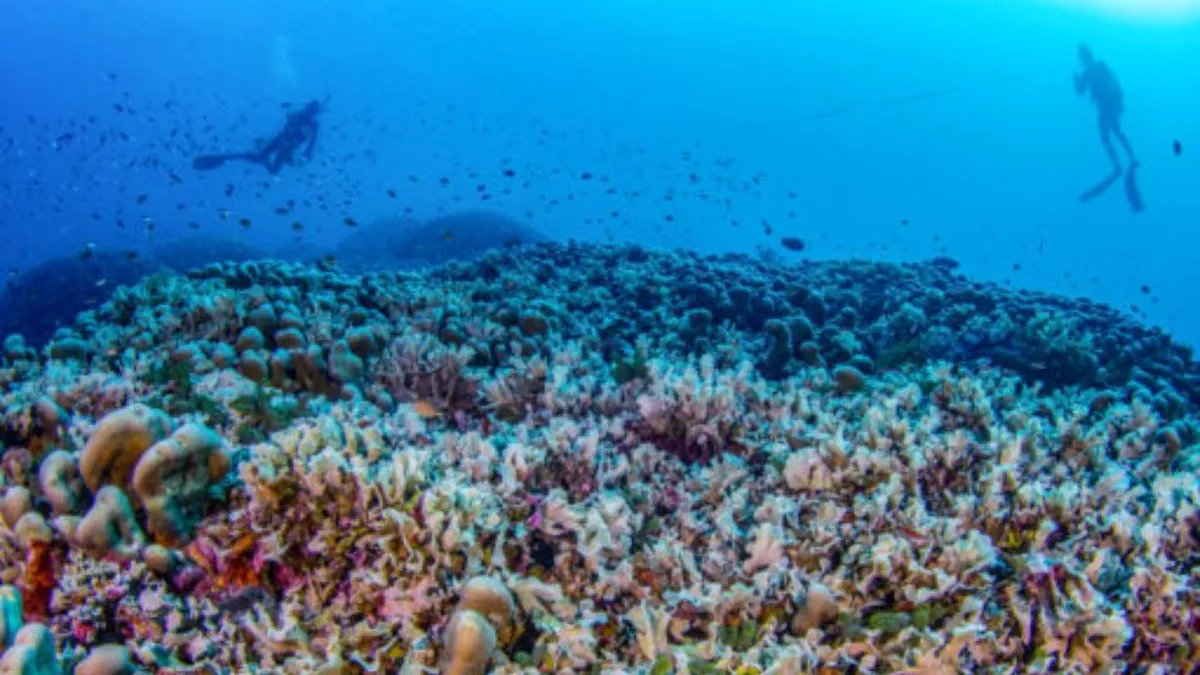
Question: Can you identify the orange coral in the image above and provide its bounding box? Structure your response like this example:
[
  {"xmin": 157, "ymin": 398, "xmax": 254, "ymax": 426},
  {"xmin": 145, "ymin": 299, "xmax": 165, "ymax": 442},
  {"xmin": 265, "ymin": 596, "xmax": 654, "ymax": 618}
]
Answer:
[
  {"xmin": 20, "ymin": 541, "xmax": 56, "ymax": 620},
  {"xmin": 184, "ymin": 536, "xmax": 262, "ymax": 593}
]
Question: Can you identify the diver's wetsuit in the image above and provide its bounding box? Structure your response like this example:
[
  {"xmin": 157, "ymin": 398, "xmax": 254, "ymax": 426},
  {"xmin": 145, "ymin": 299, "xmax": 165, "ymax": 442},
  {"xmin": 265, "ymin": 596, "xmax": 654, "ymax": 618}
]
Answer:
[
  {"xmin": 1074, "ymin": 45, "xmax": 1136, "ymax": 172},
  {"xmin": 193, "ymin": 100, "xmax": 322, "ymax": 174}
]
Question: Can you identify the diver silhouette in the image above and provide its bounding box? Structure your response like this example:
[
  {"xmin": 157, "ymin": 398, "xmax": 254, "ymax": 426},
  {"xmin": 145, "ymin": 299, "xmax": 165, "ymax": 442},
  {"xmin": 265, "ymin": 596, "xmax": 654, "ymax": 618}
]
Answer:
[
  {"xmin": 193, "ymin": 99, "xmax": 324, "ymax": 175},
  {"xmin": 1073, "ymin": 45, "xmax": 1143, "ymax": 211}
]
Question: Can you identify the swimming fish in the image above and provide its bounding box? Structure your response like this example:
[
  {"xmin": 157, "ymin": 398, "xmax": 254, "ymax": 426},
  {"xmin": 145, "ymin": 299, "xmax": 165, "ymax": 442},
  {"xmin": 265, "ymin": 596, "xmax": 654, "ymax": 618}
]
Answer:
[{"xmin": 779, "ymin": 236, "xmax": 806, "ymax": 252}]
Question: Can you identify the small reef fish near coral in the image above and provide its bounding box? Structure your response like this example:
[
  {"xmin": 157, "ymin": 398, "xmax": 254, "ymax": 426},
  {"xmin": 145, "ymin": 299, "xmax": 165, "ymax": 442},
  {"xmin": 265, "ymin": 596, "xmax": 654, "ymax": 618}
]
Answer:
[{"xmin": 0, "ymin": 240, "xmax": 1196, "ymax": 674}]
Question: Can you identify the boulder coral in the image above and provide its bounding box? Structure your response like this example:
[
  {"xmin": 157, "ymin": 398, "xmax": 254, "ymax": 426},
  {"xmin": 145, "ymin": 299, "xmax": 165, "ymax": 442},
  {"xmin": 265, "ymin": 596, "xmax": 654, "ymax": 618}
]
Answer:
[
  {"xmin": 0, "ymin": 586, "xmax": 21, "ymax": 649},
  {"xmin": 0, "ymin": 623, "xmax": 61, "ymax": 675},
  {"xmin": 454, "ymin": 576, "xmax": 520, "ymax": 647},
  {"xmin": 439, "ymin": 610, "xmax": 496, "ymax": 675},
  {"xmin": 36, "ymin": 451, "xmax": 84, "ymax": 516},
  {"xmin": 73, "ymin": 645, "xmax": 136, "ymax": 675},
  {"xmin": 130, "ymin": 423, "xmax": 229, "ymax": 546},
  {"xmin": 79, "ymin": 405, "xmax": 172, "ymax": 495},
  {"xmin": 0, "ymin": 489, "xmax": 31, "ymax": 530},
  {"xmin": 73, "ymin": 486, "xmax": 144, "ymax": 560}
]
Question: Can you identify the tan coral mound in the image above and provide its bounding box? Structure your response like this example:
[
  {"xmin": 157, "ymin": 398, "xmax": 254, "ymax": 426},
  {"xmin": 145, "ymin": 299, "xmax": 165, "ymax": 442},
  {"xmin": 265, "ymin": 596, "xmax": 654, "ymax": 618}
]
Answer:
[
  {"xmin": 74, "ymin": 486, "xmax": 144, "ymax": 560},
  {"xmin": 131, "ymin": 423, "xmax": 229, "ymax": 546},
  {"xmin": 79, "ymin": 405, "xmax": 172, "ymax": 495},
  {"xmin": 440, "ymin": 610, "xmax": 497, "ymax": 675}
]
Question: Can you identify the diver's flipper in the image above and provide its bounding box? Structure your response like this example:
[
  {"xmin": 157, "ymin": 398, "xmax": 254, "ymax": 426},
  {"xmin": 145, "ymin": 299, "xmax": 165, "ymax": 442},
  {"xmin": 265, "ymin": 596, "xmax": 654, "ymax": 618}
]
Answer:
[
  {"xmin": 1079, "ymin": 168, "xmax": 1123, "ymax": 202},
  {"xmin": 1124, "ymin": 161, "xmax": 1145, "ymax": 213},
  {"xmin": 192, "ymin": 153, "xmax": 257, "ymax": 171},
  {"xmin": 192, "ymin": 154, "xmax": 231, "ymax": 171}
]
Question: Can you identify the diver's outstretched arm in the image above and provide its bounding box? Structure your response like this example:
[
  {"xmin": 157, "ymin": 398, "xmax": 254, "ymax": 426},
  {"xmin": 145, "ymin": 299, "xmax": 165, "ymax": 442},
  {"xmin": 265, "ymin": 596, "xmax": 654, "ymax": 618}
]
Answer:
[{"xmin": 193, "ymin": 152, "xmax": 260, "ymax": 171}]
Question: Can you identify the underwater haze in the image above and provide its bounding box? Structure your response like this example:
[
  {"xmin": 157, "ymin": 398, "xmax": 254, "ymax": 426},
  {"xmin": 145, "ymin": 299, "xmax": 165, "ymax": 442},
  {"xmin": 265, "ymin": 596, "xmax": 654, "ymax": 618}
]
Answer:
[
  {"xmin": 2, "ymin": 1, "xmax": 1200, "ymax": 674},
  {"xmin": 1, "ymin": 0, "xmax": 1198, "ymax": 342}
]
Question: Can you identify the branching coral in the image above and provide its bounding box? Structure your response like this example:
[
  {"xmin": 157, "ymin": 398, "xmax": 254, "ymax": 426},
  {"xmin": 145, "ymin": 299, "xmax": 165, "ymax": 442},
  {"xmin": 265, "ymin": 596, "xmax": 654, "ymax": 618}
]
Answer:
[
  {"xmin": 633, "ymin": 354, "xmax": 762, "ymax": 463},
  {"xmin": 377, "ymin": 333, "xmax": 479, "ymax": 412}
]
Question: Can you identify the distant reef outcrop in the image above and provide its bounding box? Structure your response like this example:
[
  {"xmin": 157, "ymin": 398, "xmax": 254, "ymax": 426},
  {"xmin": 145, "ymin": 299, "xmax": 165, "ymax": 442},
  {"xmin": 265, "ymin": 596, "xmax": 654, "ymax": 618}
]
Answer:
[
  {"xmin": 0, "ymin": 211, "xmax": 551, "ymax": 346},
  {"xmin": 330, "ymin": 209, "xmax": 551, "ymax": 273}
]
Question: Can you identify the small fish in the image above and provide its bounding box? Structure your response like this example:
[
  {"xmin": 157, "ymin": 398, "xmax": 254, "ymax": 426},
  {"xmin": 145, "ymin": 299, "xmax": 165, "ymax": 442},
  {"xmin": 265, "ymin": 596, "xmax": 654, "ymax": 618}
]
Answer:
[
  {"xmin": 442, "ymin": 229, "xmax": 454, "ymax": 241},
  {"xmin": 136, "ymin": 193, "xmax": 148, "ymax": 204},
  {"xmin": 1173, "ymin": 139, "xmax": 1182, "ymax": 156},
  {"xmin": 123, "ymin": 250, "xmax": 139, "ymax": 260},
  {"xmin": 291, "ymin": 221, "xmax": 304, "ymax": 232},
  {"xmin": 779, "ymin": 236, "xmax": 806, "ymax": 252},
  {"xmin": 1140, "ymin": 284, "xmax": 1151, "ymax": 295},
  {"xmin": 239, "ymin": 217, "xmax": 252, "ymax": 228},
  {"xmin": 344, "ymin": 216, "xmax": 357, "ymax": 227},
  {"xmin": 317, "ymin": 254, "xmax": 338, "ymax": 271},
  {"xmin": 412, "ymin": 400, "xmax": 442, "ymax": 418},
  {"xmin": 386, "ymin": 189, "xmax": 397, "ymax": 199}
]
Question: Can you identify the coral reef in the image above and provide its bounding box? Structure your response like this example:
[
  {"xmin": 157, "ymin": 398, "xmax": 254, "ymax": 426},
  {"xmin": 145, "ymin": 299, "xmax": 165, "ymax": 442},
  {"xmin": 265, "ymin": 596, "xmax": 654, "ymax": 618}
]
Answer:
[
  {"xmin": 331, "ymin": 209, "xmax": 551, "ymax": 274},
  {"xmin": 0, "ymin": 252, "xmax": 162, "ymax": 349},
  {"xmin": 0, "ymin": 242, "xmax": 1195, "ymax": 673}
]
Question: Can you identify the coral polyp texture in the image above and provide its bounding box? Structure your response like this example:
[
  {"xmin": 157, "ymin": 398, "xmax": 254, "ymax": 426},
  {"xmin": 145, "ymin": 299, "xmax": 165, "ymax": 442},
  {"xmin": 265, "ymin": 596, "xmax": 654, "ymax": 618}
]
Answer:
[{"xmin": 0, "ymin": 242, "xmax": 1196, "ymax": 673}]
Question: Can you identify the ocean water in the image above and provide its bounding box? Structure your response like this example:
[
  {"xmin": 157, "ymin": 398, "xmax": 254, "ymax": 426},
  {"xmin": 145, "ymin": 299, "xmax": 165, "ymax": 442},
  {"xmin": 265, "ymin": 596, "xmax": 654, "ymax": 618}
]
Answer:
[
  {"xmin": 1, "ymin": 0, "xmax": 1198, "ymax": 343},
  {"xmin": 0, "ymin": 1, "xmax": 1198, "ymax": 673}
]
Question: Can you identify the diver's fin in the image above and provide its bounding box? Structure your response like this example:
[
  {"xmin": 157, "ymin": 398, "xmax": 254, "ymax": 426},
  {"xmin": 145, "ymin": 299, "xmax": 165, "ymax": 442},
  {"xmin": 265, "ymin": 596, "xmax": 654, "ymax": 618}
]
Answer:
[
  {"xmin": 192, "ymin": 154, "xmax": 231, "ymax": 171},
  {"xmin": 193, "ymin": 153, "xmax": 257, "ymax": 171},
  {"xmin": 1124, "ymin": 161, "xmax": 1145, "ymax": 213},
  {"xmin": 1079, "ymin": 168, "xmax": 1123, "ymax": 202}
]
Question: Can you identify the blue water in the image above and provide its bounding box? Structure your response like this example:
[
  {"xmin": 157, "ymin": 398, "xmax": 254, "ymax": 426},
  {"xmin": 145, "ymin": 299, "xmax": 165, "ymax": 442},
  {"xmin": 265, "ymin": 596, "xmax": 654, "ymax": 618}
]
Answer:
[{"xmin": 1, "ymin": 0, "xmax": 1197, "ymax": 343}]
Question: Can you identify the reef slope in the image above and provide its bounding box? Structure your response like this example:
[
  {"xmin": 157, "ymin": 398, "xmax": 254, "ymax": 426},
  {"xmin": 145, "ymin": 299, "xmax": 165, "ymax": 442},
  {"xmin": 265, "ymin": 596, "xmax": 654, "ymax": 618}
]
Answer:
[{"xmin": 0, "ymin": 242, "xmax": 1195, "ymax": 673}]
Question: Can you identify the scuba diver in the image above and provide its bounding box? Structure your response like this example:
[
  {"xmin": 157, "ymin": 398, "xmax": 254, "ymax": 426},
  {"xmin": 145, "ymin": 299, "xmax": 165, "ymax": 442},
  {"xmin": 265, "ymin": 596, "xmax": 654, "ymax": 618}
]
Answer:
[
  {"xmin": 1073, "ymin": 44, "xmax": 1143, "ymax": 211},
  {"xmin": 193, "ymin": 99, "xmax": 324, "ymax": 174}
]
